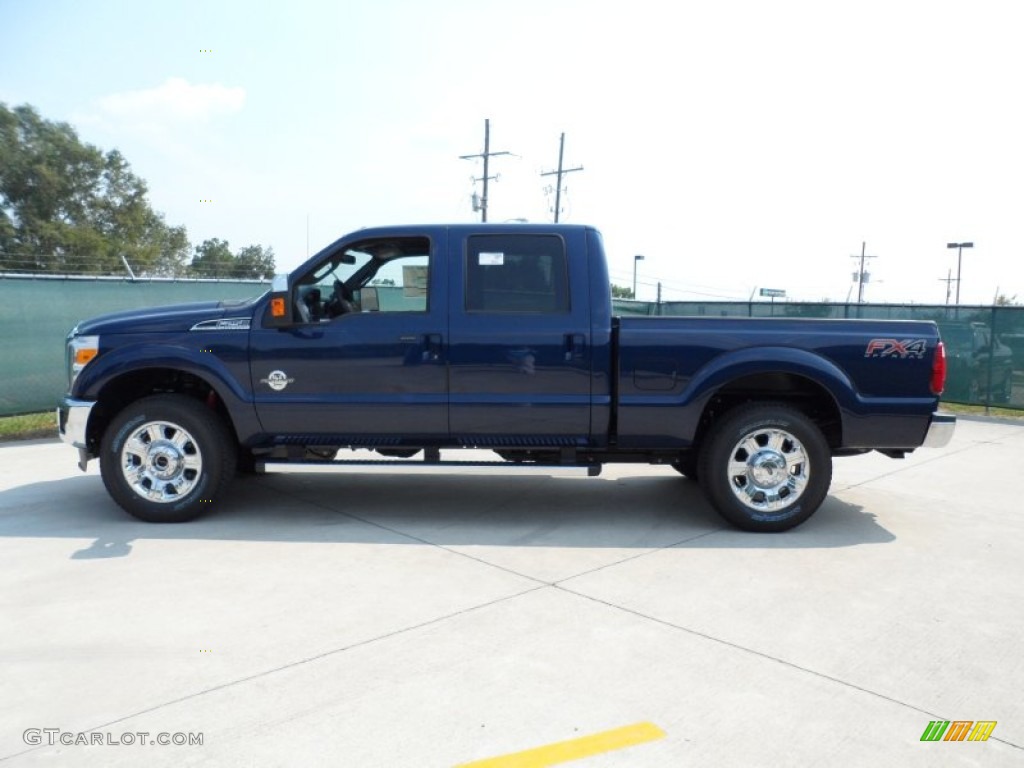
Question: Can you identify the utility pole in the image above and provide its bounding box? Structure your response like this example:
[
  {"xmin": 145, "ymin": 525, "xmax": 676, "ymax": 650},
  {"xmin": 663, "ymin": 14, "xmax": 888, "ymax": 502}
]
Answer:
[
  {"xmin": 939, "ymin": 268, "xmax": 955, "ymax": 305},
  {"xmin": 633, "ymin": 254, "xmax": 644, "ymax": 299},
  {"xmin": 540, "ymin": 132, "xmax": 583, "ymax": 223},
  {"xmin": 946, "ymin": 241, "xmax": 973, "ymax": 305},
  {"xmin": 459, "ymin": 119, "xmax": 513, "ymax": 222},
  {"xmin": 849, "ymin": 241, "xmax": 877, "ymax": 303}
]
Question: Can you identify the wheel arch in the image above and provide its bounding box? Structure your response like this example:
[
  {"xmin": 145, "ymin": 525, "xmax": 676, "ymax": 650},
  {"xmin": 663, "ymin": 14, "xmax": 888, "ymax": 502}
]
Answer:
[
  {"xmin": 692, "ymin": 371, "xmax": 844, "ymax": 455},
  {"xmin": 85, "ymin": 367, "xmax": 239, "ymax": 456}
]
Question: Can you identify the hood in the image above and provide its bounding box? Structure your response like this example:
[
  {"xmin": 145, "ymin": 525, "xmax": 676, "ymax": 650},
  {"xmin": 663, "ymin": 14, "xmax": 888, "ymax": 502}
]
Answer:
[{"xmin": 72, "ymin": 297, "xmax": 260, "ymax": 336}]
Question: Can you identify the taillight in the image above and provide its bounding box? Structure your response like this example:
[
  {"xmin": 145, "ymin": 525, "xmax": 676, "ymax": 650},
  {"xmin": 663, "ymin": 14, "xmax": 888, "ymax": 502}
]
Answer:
[{"xmin": 930, "ymin": 340, "xmax": 947, "ymax": 395}]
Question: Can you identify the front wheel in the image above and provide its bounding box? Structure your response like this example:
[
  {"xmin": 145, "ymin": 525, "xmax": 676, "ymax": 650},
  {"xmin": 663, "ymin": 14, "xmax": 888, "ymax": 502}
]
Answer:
[
  {"xmin": 100, "ymin": 394, "xmax": 237, "ymax": 523},
  {"xmin": 698, "ymin": 403, "xmax": 831, "ymax": 532}
]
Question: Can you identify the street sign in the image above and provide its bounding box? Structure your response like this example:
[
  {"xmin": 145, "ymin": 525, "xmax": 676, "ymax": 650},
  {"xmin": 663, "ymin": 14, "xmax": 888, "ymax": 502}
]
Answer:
[{"xmin": 760, "ymin": 288, "xmax": 786, "ymax": 298}]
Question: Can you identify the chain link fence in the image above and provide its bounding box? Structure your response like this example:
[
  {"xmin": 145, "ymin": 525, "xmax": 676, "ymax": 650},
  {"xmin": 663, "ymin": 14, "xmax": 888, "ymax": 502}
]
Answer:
[
  {"xmin": 1, "ymin": 279, "xmax": 1019, "ymax": 416},
  {"xmin": 0, "ymin": 276, "xmax": 269, "ymax": 416}
]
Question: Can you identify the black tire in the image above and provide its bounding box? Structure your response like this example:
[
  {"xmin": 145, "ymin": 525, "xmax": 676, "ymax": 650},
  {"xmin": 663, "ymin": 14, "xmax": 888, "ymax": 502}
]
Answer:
[
  {"xmin": 698, "ymin": 402, "xmax": 831, "ymax": 532},
  {"xmin": 670, "ymin": 451, "xmax": 700, "ymax": 482},
  {"xmin": 100, "ymin": 394, "xmax": 237, "ymax": 523}
]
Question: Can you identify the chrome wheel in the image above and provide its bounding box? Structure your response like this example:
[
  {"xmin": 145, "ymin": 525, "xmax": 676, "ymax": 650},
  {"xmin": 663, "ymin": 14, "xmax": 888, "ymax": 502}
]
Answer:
[
  {"xmin": 726, "ymin": 427, "xmax": 809, "ymax": 512},
  {"xmin": 120, "ymin": 421, "xmax": 203, "ymax": 503}
]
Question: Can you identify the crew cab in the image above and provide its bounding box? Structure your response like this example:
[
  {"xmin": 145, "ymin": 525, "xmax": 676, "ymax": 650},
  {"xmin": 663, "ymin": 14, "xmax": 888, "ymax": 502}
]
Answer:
[{"xmin": 58, "ymin": 224, "xmax": 955, "ymax": 532}]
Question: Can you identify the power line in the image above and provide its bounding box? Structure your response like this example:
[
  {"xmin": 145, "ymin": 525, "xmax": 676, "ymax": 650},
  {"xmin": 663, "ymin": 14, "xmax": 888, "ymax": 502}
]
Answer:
[
  {"xmin": 540, "ymin": 132, "xmax": 583, "ymax": 223},
  {"xmin": 458, "ymin": 119, "xmax": 514, "ymax": 223},
  {"xmin": 608, "ymin": 270, "xmax": 750, "ymax": 301}
]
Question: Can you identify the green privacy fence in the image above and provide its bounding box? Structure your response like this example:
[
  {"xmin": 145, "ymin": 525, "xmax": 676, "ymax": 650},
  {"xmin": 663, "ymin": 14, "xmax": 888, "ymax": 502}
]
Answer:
[
  {"xmin": 0, "ymin": 276, "xmax": 269, "ymax": 417},
  {"xmin": 1, "ymin": 278, "xmax": 1020, "ymax": 417},
  {"xmin": 615, "ymin": 299, "xmax": 1024, "ymax": 411}
]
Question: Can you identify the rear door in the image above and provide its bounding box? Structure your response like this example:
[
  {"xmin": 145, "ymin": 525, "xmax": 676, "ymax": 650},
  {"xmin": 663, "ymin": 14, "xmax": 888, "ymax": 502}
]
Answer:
[{"xmin": 447, "ymin": 229, "xmax": 593, "ymax": 445}]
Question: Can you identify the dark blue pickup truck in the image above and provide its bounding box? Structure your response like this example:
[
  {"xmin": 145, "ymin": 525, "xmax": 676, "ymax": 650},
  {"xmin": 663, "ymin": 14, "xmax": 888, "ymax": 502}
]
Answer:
[{"xmin": 58, "ymin": 224, "xmax": 954, "ymax": 531}]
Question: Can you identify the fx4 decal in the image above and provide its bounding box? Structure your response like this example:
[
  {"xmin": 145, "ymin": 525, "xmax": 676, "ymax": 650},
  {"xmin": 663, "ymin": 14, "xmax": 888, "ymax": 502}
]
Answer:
[{"xmin": 865, "ymin": 338, "xmax": 928, "ymax": 359}]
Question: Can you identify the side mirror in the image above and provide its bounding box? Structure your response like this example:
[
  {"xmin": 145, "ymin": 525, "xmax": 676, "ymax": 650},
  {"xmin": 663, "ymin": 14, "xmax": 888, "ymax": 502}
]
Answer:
[
  {"xmin": 265, "ymin": 274, "xmax": 295, "ymax": 328},
  {"xmin": 360, "ymin": 286, "xmax": 379, "ymax": 311}
]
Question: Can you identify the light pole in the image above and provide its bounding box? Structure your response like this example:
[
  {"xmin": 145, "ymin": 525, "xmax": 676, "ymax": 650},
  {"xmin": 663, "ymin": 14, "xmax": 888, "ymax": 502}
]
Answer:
[
  {"xmin": 947, "ymin": 242, "xmax": 973, "ymax": 305},
  {"xmin": 633, "ymin": 254, "xmax": 644, "ymax": 299}
]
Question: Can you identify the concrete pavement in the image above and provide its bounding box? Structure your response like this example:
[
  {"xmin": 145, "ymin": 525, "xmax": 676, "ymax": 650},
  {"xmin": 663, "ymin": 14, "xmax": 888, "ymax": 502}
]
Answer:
[{"xmin": 0, "ymin": 417, "xmax": 1021, "ymax": 766}]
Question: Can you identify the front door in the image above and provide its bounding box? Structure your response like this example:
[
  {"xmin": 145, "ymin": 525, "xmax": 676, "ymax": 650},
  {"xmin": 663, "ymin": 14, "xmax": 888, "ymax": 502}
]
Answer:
[{"xmin": 250, "ymin": 233, "xmax": 448, "ymax": 444}]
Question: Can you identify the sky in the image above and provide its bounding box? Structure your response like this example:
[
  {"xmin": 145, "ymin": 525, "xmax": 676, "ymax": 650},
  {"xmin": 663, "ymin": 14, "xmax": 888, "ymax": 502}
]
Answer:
[{"xmin": 2, "ymin": 0, "xmax": 1022, "ymax": 305}]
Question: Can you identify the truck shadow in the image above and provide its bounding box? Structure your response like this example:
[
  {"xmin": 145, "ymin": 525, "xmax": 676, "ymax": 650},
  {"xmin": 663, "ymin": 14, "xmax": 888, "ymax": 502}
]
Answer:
[{"xmin": 0, "ymin": 470, "xmax": 894, "ymax": 560}]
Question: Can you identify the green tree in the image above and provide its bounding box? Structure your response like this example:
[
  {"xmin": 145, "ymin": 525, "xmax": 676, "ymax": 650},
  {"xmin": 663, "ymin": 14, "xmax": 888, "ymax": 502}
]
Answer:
[
  {"xmin": 151, "ymin": 223, "xmax": 191, "ymax": 276},
  {"xmin": 191, "ymin": 240, "xmax": 275, "ymax": 278},
  {"xmin": 610, "ymin": 284, "xmax": 634, "ymax": 299},
  {"xmin": 0, "ymin": 103, "xmax": 192, "ymax": 276},
  {"xmin": 235, "ymin": 244, "xmax": 275, "ymax": 279},
  {"xmin": 190, "ymin": 238, "xmax": 235, "ymax": 277}
]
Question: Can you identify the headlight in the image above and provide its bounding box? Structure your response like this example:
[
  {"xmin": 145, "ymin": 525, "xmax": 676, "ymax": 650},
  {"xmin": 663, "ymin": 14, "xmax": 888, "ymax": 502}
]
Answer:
[{"xmin": 68, "ymin": 335, "xmax": 100, "ymax": 387}]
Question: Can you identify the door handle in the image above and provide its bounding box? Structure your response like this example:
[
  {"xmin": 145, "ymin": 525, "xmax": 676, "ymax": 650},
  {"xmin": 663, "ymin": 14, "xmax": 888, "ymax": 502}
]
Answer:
[
  {"xmin": 399, "ymin": 333, "xmax": 443, "ymax": 361},
  {"xmin": 424, "ymin": 333, "xmax": 443, "ymax": 361},
  {"xmin": 564, "ymin": 333, "xmax": 586, "ymax": 360}
]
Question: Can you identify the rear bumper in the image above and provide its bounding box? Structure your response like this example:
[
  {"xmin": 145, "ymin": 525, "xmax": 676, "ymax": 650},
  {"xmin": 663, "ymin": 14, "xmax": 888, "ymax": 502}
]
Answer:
[{"xmin": 923, "ymin": 412, "xmax": 956, "ymax": 448}]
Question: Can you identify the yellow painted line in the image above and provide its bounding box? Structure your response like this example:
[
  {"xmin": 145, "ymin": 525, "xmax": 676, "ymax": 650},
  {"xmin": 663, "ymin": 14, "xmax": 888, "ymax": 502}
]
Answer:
[{"xmin": 455, "ymin": 722, "xmax": 666, "ymax": 768}]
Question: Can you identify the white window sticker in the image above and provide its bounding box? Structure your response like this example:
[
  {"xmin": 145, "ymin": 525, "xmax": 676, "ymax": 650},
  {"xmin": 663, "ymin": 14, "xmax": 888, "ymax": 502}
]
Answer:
[{"xmin": 479, "ymin": 252, "xmax": 504, "ymax": 266}]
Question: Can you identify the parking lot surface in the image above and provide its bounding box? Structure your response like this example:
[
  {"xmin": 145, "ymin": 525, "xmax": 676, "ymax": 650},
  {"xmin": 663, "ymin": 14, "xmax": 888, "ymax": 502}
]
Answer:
[{"xmin": 1, "ymin": 417, "xmax": 1022, "ymax": 766}]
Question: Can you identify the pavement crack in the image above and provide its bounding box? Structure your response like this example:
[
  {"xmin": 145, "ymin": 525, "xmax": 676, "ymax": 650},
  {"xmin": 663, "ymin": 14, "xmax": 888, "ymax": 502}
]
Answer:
[
  {"xmin": 252, "ymin": 479, "xmax": 551, "ymax": 586},
  {"xmin": 553, "ymin": 586, "xmax": 1023, "ymax": 752},
  {"xmin": 836, "ymin": 443, "xmax": 983, "ymax": 491},
  {"xmin": 251, "ymin": 477, "xmax": 720, "ymax": 590},
  {"xmin": 555, "ymin": 528, "xmax": 724, "ymax": 587},
  {"xmin": 0, "ymin": 585, "xmax": 548, "ymax": 763}
]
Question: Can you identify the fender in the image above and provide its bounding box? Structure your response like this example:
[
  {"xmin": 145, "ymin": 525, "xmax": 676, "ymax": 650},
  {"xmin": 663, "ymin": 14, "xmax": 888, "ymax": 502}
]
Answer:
[
  {"xmin": 77, "ymin": 343, "xmax": 247, "ymax": 400},
  {"xmin": 681, "ymin": 345, "xmax": 858, "ymax": 413},
  {"xmin": 684, "ymin": 345, "xmax": 935, "ymax": 443},
  {"xmin": 72, "ymin": 339, "xmax": 263, "ymax": 444},
  {"xmin": 617, "ymin": 346, "xmax": 856, "ymax": 447},
  {"xmin": 619, "ymin": 345, "xmax": 935, "ymax": 448}
]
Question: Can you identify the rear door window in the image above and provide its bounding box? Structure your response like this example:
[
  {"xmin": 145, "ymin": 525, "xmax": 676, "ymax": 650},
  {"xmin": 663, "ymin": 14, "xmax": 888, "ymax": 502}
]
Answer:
[{"xmin": 465, "ymin": 235, "xmax": 569, "ymax": 313}]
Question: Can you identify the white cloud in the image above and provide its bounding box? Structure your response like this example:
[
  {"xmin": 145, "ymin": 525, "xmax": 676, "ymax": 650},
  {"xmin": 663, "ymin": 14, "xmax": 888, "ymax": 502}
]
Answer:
[{"xmin": 98, "ymin": 77, "xmax": 245, "ymax": 122}]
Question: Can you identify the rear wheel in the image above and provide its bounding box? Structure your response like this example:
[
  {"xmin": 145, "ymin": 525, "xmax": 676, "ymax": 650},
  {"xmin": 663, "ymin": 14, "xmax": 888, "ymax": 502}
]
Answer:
[
  {"xmin": 698, "ymin": 402, "xmax": 831, "ymax": 532},
  {"xmin": 100, "ymin": 395, "xmax": 236, "ymax": 523}
]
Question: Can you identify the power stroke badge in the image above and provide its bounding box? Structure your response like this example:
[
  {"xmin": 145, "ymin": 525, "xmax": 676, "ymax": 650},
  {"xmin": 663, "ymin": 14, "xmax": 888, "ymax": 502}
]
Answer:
[{"xmin": 260, "ymin": 370, "xmax": 295, "ymax": 391}]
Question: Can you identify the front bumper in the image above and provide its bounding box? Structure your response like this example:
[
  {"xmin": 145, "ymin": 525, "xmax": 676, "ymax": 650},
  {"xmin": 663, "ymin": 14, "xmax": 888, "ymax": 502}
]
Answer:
[
  {"xmin": 923, "ymin": 412, "xmax": 956, "ymax": 448},
  {"xmin": 57, "ymin": 398, "xmax": 96, "ymax": 470}
]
